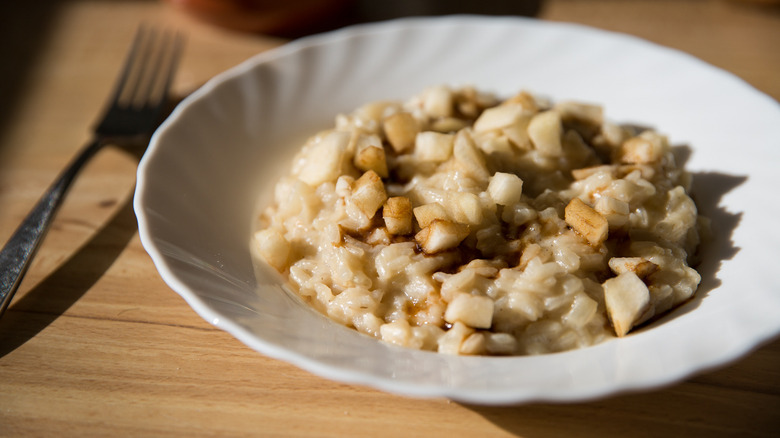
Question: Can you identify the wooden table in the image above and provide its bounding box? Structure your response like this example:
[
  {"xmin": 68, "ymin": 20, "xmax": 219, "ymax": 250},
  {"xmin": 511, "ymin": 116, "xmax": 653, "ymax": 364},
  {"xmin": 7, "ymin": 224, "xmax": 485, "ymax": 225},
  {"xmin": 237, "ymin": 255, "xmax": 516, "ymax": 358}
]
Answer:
[{"xmin": 1, "ymin": 1, "xmax": 778, "ymax": 436}]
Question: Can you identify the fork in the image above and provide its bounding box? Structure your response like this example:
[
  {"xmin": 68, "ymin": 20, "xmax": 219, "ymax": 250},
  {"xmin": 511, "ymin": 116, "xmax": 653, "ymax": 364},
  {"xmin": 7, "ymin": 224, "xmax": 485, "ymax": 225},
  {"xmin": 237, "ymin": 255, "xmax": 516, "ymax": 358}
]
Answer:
[{"xmin": 0, "ymin": 26, "xmax": 184, "ymax": 318}]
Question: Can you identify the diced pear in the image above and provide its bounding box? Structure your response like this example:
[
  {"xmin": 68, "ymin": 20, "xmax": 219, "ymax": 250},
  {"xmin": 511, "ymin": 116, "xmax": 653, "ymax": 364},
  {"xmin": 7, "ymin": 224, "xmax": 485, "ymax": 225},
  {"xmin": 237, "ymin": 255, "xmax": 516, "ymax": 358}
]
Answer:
[
  {"xmin": 295, "ymin": 131, "xmax": 350, "ymax": 186},
  {"xmin": 379, "ymin": 320, "xmax": 413, "ymax": 347},
  {"xmin": 413, "ymin": 203, "xmax": 450, "ymax": 228},
  {"xmin": 335, "ymin": 175, "xmax": 354, "ymax": 197},
  {"xmin": 554, "ymin": 101, "xmax": 604, "ymax": 128},
  {"xmin": 446, "ymin": 192, "xmax": 482, "ymax": 225},
  {"xmin": 502, "ymin": 117, "xmax": 532, "ymax": 150},
  {"xmin": 384, "ymin": 112, "xmax": 419, "ymax": 153},
  {"xmin": 422, "ymin": 85, "xmax": 454, "ymax": 118},
  {"xmin": 383, "ymin": 196, "xmax": 413, "ymax": 235},
  {"xmin": 354, "ymin": 100, "xmax": 396, "ymax": 123},
  {"xmin": 350, "ymin": 170, "xmax": 387, "ymax": 219},
  {"xmin": 415, "ymin": 131, "xmax": 455, "ymax": 162},
  {"xmin": 353, "ymin": 134, "xmax": 388, "ymax": 178},
  {"xmin": 608, "ymin": 257, "xmax": 659, "ymax": 279},
  {"xmin": 563, "ymin": 293, "xmax": 599, "ymax": 328},
  {"xmin": 603, "ymin": 271, "xmax": 650, "ymax": 337},
  {"xmin": 619, "ymin": 164, "xmax": 656, "ymax": 181},
  {"xmin": 455, "ymin": 85, "xmax": 499, "ymax": 118},
  {"xmin": 571, "ymin": 164, "xmax": 618, "ymax": 180},
  {"xmin": 253, "ymin": 228, "xmax": 290, "ymax": 271},
  {"xmin": 565, "ymin": 197, "xmax": 608, "ymax": 246},
  {"xmin": 488, "ymin": 172, "xmax": 524, "ymax": 205},
  {"xmin": 625, "ymin": 131, "xmax": 667, "ymax": 162},
  {"xmin": 415, "ymin": 220, "xmax": 469, "ymax": 253},
  {"xmin": 476, "ymin": 134, "xmax": 514, "ymax": 156},
  {"xmin": 502, "ymin": 91, "xmax": 540, "ymax": 113},
  {"xmin": 594, "ymin": 196, "xmax": 629, "ymax": 228},
  {"xmin": 473, "ymin": 104, "xmax": 527, "ymax": 132},
  {"xmin": 459, "ymin": 333, "xmax": 487, "ymax": 355},
  {"xmin": 619, "ymin": 135, "xmax": 664, "ymax": 164},
  {"xmin": 528, "ymin": 110, "xmax": 563, "ymax": 157},
  {"xmin": 444, "ymin": 294, "xmax": 494, "ymax": 329},
  {"xmin": 437, "ymin": 321, "xmax": 474, "ymax": 355},
  {"xmin": 453, "ymin": 130, "xmax": 489, "ymax": 182}
]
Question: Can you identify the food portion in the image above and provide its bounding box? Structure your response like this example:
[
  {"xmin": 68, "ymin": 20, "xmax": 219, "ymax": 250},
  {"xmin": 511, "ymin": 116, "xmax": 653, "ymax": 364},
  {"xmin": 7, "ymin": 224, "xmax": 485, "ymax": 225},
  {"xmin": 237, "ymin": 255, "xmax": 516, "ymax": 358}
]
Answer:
[{"xmin": 253, "ymin": 85, "xmax": 704, "ymax": 355}]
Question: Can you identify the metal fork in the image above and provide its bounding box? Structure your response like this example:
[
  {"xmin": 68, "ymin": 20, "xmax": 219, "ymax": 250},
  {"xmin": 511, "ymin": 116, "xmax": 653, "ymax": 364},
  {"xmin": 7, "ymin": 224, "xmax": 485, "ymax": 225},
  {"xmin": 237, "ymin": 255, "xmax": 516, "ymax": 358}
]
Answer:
[{"xmin": 0, "ymin": 26, "xmax": 184, "ymax": 318}]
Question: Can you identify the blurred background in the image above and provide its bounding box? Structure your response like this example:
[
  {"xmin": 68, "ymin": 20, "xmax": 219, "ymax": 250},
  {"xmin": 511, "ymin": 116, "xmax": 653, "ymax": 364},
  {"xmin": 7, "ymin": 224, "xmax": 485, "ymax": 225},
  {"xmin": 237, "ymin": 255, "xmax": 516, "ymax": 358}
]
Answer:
[{"xmin": 159, "ymin": 0, "xmax": 544, "ymax": 37}]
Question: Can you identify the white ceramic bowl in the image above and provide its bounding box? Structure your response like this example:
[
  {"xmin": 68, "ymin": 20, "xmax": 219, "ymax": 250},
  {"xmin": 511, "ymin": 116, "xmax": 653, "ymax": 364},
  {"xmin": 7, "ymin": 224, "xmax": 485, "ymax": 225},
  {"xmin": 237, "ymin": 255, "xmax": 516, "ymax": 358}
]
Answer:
[{"xmin": 134, "ymin": 16, "xmax": 780, "ymax": 405}]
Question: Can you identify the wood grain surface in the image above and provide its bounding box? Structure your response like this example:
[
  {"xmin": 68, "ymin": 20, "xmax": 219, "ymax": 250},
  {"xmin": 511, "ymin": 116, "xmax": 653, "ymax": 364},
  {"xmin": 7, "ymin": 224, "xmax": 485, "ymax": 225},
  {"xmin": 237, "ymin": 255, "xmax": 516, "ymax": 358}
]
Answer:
[{"xmin": 1, "ymin": 1, "xmax": 778, "ymax": 436}]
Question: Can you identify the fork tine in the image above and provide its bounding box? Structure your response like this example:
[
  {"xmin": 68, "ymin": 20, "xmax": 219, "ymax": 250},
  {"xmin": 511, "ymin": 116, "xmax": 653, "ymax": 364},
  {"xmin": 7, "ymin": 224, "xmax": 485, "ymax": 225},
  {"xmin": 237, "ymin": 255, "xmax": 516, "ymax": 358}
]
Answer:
[
  {"xmin": 122, "ymin": 27, "xmax": 184, "ymax": 111},
  {"xmin": 97, "ymin": 25, "xmax": 184, "ymax": 135},
  {"xmin": 94, "ymin": 25, "xmax": 184, "ymax": 137},
  {"xmin": 144, "ymin": 30, "xmax": 185, "ymax": 109},
  {"xmin": 124, "ymin": 27, "xmax": 159, "ymax": 108},
  {"xmin": 160, "ymin": 32, "xmax": 185, "ymax": 103},
  {"xmin": 111, "ymin": 26, "xmax": 184, "ymax": 110},
  {"xmin": 109, "ymin": 24, "xmax": 152, "ymax": 107}
]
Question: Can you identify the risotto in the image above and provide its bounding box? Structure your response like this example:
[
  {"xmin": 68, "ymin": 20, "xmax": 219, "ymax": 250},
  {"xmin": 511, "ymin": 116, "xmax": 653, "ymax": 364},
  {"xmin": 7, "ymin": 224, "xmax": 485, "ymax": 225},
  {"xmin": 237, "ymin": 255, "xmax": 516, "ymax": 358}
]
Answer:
[{"xmin": 253, "ymin": 85, "xmax": 704, "ymax": 355}]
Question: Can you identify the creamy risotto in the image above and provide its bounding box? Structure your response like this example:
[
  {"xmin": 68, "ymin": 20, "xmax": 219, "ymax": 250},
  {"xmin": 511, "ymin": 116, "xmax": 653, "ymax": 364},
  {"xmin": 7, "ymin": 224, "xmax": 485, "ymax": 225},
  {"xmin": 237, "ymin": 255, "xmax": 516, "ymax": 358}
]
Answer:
[{"xmin": 253, "ymin": 85, "xmax": 704, "ymax": 355}]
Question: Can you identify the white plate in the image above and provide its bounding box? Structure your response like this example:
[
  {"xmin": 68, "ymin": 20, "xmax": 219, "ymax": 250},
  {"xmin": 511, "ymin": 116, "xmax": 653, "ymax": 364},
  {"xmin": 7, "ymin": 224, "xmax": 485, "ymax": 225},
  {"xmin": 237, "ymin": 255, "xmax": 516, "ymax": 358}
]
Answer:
[{"xmin": 134, "ymin": 16, "xmax": 780, "ymax": 405}]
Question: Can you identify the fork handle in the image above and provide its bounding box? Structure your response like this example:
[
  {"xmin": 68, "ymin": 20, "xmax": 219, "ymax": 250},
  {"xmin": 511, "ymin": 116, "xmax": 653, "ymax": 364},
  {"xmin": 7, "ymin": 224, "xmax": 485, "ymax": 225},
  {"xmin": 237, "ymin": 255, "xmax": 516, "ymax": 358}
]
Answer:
[{"xmin": 0, "ymin": 138, "xmax": 104, "ymax": 317}]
